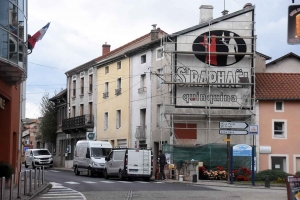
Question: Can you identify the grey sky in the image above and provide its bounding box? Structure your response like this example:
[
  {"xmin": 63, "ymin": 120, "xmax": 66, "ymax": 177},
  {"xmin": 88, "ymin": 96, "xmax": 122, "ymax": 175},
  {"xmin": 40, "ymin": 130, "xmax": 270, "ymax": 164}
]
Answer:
[{"xmin": 26, "ymin": 0, "xmax": 298, "ymax": 118}]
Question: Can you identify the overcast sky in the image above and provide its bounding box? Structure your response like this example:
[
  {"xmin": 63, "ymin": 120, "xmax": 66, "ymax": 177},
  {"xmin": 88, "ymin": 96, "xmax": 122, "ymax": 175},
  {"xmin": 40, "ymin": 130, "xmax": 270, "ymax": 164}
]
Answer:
[{"xmin": 25, "ymin": 0, "xmax": 299, "ymax": 118}]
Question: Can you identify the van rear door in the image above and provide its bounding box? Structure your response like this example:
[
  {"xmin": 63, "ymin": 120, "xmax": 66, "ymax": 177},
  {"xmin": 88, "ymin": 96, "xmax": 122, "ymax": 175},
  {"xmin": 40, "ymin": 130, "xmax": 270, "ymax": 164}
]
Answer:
[{"xmin": 127, "ymin": 150, "xmax": 151, "ymax": 175}]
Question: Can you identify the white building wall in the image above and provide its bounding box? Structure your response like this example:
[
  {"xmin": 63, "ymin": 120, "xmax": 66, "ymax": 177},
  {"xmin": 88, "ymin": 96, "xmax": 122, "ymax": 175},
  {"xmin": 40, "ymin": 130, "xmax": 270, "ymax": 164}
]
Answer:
[
  {"xmin": 130, "ymin": 50, "xmax": 152, "ymax": 148},
  {"xmin": 266, "ymin": 57, "xmax": 300, "ymax": 73}
]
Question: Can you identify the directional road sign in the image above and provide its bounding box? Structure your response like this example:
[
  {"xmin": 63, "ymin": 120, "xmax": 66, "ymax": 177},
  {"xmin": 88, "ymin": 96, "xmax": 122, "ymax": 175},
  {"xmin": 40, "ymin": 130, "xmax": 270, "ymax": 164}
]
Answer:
[
  {"xmin": 219, "ymin": 130, "xmax": 248, "ymax": 135},
  {"xmin": 219, "ymin": 122, "xmax": 248, "ymax": 129}
]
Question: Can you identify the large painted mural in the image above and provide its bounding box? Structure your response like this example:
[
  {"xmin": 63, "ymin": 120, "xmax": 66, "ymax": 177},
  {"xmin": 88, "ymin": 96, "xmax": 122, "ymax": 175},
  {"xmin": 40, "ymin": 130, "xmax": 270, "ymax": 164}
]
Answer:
[{"xmin": 174, "ymin": 10, "xmax": 254, "ymax": 108}]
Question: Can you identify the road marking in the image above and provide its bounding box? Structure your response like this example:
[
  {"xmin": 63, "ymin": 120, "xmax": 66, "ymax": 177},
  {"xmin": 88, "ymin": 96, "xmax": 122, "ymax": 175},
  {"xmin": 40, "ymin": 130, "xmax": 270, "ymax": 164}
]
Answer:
[
  {"xmin": 41, "ymin": 182, "xmax": 86, "ymax": 199},
  {"xmin": 118, "ymin": 181, "xmax": 132, "ymax": 183},
  {"xmin": 82, "ymin": 181, "xmax": 97, "ymax": 184},
  {"xmin": 99, "ymin": 181, "xmax": 115, "ymax": 183},
  {"xmin": 47, "ymin": 170, "xmax": 61, "ymax": 172},
  {"xmin": 65, "ymin": 181, "xmax": 80, "ymax": 184},
  {"xmin": 154, "ymin": 182, "xmax": 164, "ymax": 183},
  {"xmin": 134, "ymin": 181, "xmax": 149, "ymax": 183}
]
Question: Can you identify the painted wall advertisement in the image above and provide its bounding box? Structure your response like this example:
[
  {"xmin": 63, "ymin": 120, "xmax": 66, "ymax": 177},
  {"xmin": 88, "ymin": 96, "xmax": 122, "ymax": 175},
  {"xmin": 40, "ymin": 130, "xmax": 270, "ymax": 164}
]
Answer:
[{"xmin": 174, "ymin": 11, "xmax": 253, "ymax": 108}]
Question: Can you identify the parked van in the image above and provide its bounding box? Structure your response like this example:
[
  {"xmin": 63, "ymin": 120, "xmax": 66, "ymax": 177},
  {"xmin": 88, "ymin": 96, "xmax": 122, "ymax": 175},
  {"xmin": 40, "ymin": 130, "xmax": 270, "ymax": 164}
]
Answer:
[
  {"xmin": 73, "ymin": 140, "xmax": 112, "ymax": 177},
  {"xmin": 104, "ymin": 148, "xmax": 153, "ymax": 181},
  {"xmin": 24, "ymin": 149, "xmax": 53, "ymax": 169}
]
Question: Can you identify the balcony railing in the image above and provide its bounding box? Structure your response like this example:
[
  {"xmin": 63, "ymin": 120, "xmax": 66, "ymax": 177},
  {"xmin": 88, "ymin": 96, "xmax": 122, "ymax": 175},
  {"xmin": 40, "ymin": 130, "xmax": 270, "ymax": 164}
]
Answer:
[
  {"xmin": 138, "ymin": 87, "xmax": 146, "ymax": 93},
  {"xmin": 135, "ymin": 126, "xmax": 146, "ymax": 140},
  {"xmin": 62, "ymin": 114, "xmax": 94, "ymax": 131},
  {"xmin": 115, "ymin": 88, "xmax": 122, "ymax": 96},
  {"xmin": 103, "ymin": 92, "xmax": 109, "ymax": 98}
]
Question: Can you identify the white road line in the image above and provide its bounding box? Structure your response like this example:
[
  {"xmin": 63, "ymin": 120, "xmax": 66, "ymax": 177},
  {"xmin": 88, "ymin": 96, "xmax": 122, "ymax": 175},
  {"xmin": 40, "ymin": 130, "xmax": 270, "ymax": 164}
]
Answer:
[
  {"xmin": 43, "ymin": 193, "xmax": 82, "ymax": 196},
  {"xmin": 118, "ymin": 181, "xmax": 132, "ymax": 183},
  {"xmin": 134, "ymin": 181, "xmax": 149, "ymax": 183},
  {"xmin": 99, "ymin": 181, "xmax": 115, "ymax": 183},
  {"xmin": 41, "ymin": 196, "xmax": 83, "ymax": 199},
  {"xmin": 47, "ymin": 170, "xmax": 60, "ymax": 172},
  {"xmin": 154, "ymin": 182, "xmax": 164, "ymax": 183},
  {"xmin": 65, "ymin": 181, "xmax": 80, "ymax": 184},
  {"xmin": 82, "ymin": 181, "xmax": 97, "ymax": 184}
]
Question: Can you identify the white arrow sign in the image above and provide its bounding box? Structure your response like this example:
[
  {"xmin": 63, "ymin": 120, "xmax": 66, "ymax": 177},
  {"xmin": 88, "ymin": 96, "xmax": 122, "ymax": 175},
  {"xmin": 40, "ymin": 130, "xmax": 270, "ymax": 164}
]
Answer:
[
  {"xmin": 219, "ymin": 130, "xmax": 248, "ymax": 135},
  {"xmin": 219, "ymin": 122, "xmax": 248, "ymax": 129}
]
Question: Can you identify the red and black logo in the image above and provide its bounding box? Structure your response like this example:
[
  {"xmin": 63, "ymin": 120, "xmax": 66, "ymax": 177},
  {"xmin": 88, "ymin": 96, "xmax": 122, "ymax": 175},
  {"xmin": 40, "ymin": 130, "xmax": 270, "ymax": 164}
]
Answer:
[{"xmin": 192, "ymin": 30, "xmax": 247, "ymax": 67}]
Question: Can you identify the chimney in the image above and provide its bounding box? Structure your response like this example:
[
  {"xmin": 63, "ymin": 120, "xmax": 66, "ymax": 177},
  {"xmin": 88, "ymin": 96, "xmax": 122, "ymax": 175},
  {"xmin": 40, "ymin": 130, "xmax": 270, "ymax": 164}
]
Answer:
[
  {"xmin": 102, "ymin": 42, "xmax": 111, "ymax": 55},
  {"xmin": 150, "ymin": 24, "xmax": 159, "ymax": 41},
  {"xmin": 243, "ymin": 3, "xmax": 252, "ymax": 9},
  {"xmin": 221, "ymin": 9, "xmax": 229, "ymax": 16},
  {"xmin": 199, "ymin": 5, "xmax": 213, "ymax": 24}
]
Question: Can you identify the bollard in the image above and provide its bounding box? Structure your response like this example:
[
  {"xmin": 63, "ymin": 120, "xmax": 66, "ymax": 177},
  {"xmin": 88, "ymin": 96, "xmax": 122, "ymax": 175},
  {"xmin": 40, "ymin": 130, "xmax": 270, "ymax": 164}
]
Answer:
[
  {"xmin": 1, "ymin": 177, "xmax": 5, "ymax": 200},
  {"xmin": 10, "ymin": 174, "xmax": 14, "ymax": 200},
  {"xmin": 38, "ymin": 168, "xmax": 41, "ymax": 188},
  {"xmin": 17, "ymin": 172, "xmax": 21, "ymax": 198},
  {"xmin": 29, "ymin": 170, "xmax": 32, "ymax": 194},
  {"xmin": 42, "ymin": 166, "xmax": 44, "ymax": 185},
  {"xmin": 192, "ymin": 174, "xmax": 197, "ymax": 183},
  {"xmin": 265, "ymin": 177, "xmax": 270, "ymax": 188},
  {"xmin": 34, "ymin": 169, "xmax": 37, "ymax": 190},
  {"xmin": 24, "ymin": 171, "xmax": 27, "ymax": 195}
]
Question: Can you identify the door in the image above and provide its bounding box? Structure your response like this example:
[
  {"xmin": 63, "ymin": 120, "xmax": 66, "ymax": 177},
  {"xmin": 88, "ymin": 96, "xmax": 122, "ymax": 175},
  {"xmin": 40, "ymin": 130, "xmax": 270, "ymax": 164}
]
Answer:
[
  {"xmin": 128, "ymin": 150, "xmax": 151, "ymax": 175},
  {"xmin": 106, "ymin": 151, "xmax": 114, "ymax": 174},
  {"xmin": 111, "ymin": 151, "xmax": 125, "ymax": 175},
  {"xmin": 296, "ymin": 157, "xmax": 300, "ymax": 172}
]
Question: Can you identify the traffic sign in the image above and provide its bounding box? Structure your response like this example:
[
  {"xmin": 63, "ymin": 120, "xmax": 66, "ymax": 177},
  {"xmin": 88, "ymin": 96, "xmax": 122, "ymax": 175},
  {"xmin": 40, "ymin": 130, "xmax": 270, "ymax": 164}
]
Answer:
[
  {"xmin": 219, "ymin": 130, "xmax": 248, "ymax": 135},
  {"xmin": 219, "ymin": 122, "xmax": 248, "ymax": 129}
]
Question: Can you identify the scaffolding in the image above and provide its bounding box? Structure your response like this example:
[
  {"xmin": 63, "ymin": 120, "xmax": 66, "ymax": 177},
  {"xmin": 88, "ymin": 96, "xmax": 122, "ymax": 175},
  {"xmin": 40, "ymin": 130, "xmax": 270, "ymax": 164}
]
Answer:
[{"xmin": 155, "ymin": 19, "xmax": 257, "ymax": 148}]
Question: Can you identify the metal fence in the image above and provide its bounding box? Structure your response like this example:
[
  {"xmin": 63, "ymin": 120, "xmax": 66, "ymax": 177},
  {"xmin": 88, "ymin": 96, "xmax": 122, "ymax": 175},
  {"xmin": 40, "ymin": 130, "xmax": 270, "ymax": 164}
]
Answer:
[{"xmin": 0, "ymin": 166, "xmax": 45, "ymax": 200}]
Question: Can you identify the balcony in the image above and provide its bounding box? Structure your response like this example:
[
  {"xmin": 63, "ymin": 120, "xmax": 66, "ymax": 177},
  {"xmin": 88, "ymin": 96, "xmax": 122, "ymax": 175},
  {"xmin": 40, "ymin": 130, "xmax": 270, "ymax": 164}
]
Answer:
[
  {"xmin": 115, "ymin": 88, "xmax": 122, "ymax": 96},
  {"xmin": 138, "ymin": 87, "xmax": 146, "ymax": 93},
  {"xmin": 0, "ymin": 56, "xmax": 27, "ymax": 85},
  {"xmin": 62, "ymin": 114, "xmax": 94, "ymax": 133},
  {"xmin": 135, "ymin": 126, "xmax": 146, "ymax": 140},
  {"xmin": 103, "ymin": 92, "xmax": 109, "ymax": 98}
]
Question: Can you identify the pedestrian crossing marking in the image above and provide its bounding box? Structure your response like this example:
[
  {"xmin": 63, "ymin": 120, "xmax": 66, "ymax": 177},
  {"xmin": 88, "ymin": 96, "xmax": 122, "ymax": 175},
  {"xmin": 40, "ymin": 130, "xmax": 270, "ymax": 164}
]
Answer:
[
  {"xmin": 135, "ymin": 181, "xmax": 149, "ymax": 183},
  {"xmin": 82, "ymin": 181, "xmax": 97, "ymax": 184},
  {"xmin": 118, "ymin": 181, "xmax": 132, "ymax": 183},
  {"xmin": 65, "ymin": 181, "xmax": 80, "ymax": 184},
  {"xmin": 99, "ymin": 181, "xmax": 115, "ymax": 183}
]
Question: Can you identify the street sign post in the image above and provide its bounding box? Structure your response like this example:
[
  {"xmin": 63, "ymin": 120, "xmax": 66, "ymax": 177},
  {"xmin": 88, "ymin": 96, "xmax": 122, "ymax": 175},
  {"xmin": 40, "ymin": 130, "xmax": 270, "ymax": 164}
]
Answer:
[
  {"xmin": 219, "ymin": 130, "xmax": 248, "ymax": 135},
  {"xmin": 219, "ymin": 122, "xmax": 248, "ymax": 129}
]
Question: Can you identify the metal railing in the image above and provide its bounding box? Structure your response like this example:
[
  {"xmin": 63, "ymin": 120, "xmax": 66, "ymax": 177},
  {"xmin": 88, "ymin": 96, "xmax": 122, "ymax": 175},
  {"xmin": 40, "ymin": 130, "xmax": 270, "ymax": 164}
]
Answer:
[
  {"xmin": 115, "ymin": 88, "xmax": 122, "ymax": 96},
  {"xmin": 0, "ymin": 166, "xmax": 45, "ymax": 200},
  {"xmin": 138, "ymin": 87, "xmax": 147, "ymax": 93},
  {"xmin": 103, "ymin": 92, "xmax": 109, "ymax": 98},
  {"xmin": 62, "ymin": 114, "xmax": 94, "ymax": 130},
  {"xmin": 135, "ymin": 126, "xmax": 146, "ymax": 140}
]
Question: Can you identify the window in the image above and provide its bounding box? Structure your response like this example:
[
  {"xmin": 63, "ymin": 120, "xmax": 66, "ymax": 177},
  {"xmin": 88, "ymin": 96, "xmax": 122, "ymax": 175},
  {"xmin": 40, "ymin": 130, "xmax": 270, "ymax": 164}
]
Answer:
[
  {"xmin": 80, "ymin": 77, "xmax": 84, "ymax": 95},
  {"xmin": 80, "ymin": 104, "xmax": 84, "ymax": 115},
  {"xmin": 72, "ymin": 106, "xmax": 76, "ymax": 117},
  {"xmin": 116, "ymin": 110, "xmax": 121, "ymax": 129},
  {"xmin": 156, "ymin": 47, "xmax": 164, "ymax": 60},
  {"xmin": 273, "ymin": 120, "xmax": 287, "ymax": 139},
  {"xmin": 72, "ymin": 80, "xmax": 76, "ymax": 97},
  {"xmin": 104, "ymin": 112, "xmax": 108, "ymax": 130},
  {"xmin": 275, "ymin": 101, "xmax": 284, "ymax": 112},
  {"xmin": 89, "ymin": 102, "xmax": 93, "ymax": 116},
  {"xmin": 141, "ymin": 54, "xmax": 146, "ymax": 64},
  {"xmin": 157, "ymin": 104, "xmax": 162, "ymax": 127},
  {"xmin": 157, "ymin": 68, "xmax": 163, "ymax": 88},
  {"xmin": 105, "ymin": 66, "xmax": 109, "ymax": 74},
  {"xmin": 105, "ymin": 82, "xmax": 109, "ymax": 92},
  {"xmin": 269, "ymin": 155, "xmax": 288, "ymax": 173},
  {"xmin": 141, "ymin": 74, "xmax": 146, "ymax": 88},
  {"xmin": 116, "ymin": 78, "xmax": 121, "ymax": 95},
  {"xmin": 117, "ymin": 61, "xmax": 121, "ymax": 70},
  {"xmin": 113, "ymin": 151, "xmax": 126, "ymax": 161},
  {"xmin": 103, "ymin": 82, "xmax": 109, "ymax": 98},
  {"xmin": 89, "ymin": 74, "xmax": 93, "ymax": 93}
]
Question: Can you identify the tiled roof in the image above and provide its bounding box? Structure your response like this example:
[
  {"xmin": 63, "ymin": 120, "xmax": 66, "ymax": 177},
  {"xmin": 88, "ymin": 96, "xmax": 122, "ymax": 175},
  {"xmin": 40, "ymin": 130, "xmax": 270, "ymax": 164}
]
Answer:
[
  {"xmin": 49, "ymin": 89, "xmax": 67, "ymax": 101},
  {"xmin": 256, "ymin": 73, "xmax": 300, "ymax": 100}
]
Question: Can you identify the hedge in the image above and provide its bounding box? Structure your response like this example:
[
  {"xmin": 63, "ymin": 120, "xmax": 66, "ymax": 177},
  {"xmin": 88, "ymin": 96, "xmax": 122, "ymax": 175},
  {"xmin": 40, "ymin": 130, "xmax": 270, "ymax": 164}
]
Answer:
[
  {"xmin": 296, "ymin": 171, "xmax": 300, "ymax": 176},
  {"xmin": 255, "ymin": 169, "xmax": 291, "ymax": 181},
  {"xmin": 0, "ymin": 161, "xmax": 13, "ymax": 179}
]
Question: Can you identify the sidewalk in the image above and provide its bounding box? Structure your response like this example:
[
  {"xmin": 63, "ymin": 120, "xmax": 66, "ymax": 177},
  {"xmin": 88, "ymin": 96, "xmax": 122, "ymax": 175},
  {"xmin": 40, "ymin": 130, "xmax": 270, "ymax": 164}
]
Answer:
[{"xmin": 53, "ymin": 167, "xmax": 286, "ymax": 190}]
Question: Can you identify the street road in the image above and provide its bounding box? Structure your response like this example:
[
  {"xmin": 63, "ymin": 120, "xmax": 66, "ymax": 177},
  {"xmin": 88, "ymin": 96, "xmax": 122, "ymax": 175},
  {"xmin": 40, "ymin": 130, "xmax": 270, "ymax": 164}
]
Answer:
[{"xmin": 32, "ymin": 168, "xmax": 287, "ymax": 200}]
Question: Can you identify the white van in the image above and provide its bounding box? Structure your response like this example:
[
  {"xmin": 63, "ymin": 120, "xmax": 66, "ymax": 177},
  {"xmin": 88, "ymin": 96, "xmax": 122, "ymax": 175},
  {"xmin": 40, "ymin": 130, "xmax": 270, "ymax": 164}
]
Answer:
[
  {"xmin": 24, "ymin": 149, "xmax": 53, "ymax": 169},
  {"xmin": 104, "ymin": 148, "xmax": 153, "ymax": 181},
  {"xmin": 73, "ymin": 140, "xmax": 112, "ymax": 177}
]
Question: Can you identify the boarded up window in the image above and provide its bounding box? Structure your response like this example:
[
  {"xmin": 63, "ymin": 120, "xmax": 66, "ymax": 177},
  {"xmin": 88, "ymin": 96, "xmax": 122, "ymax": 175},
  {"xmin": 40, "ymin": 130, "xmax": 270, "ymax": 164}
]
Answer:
[{"xmin": 174, "ymin": 123, "xmax": 197, "ymax": 139}]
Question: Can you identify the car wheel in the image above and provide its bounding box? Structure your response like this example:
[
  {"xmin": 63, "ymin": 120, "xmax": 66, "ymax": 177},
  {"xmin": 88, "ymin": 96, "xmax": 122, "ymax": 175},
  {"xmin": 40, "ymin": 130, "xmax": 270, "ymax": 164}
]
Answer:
[
  {"xmin": 143, "ymin": 177, "xmax": 150, "ymax": 182},
  {"xmin": 75, "ymin": 166, "xmax": 80, "ymax": 176},
  {"xmin": 24, "ymin": 162, "xmax": 28, "ymax": 168},
  {"xmin": 32, "ymin": 162, "xmax": 36, "ymax": 169},
  {"xmin": 104, "ymin": 169, "xmax": 109, "ymax": 179},
  {"xmin": 118, "ymin": 170, "xmax": 124, "ymax": 181},
  {"xmin": 87, "ymin": 168, "xmax": 93, "ymax": 177}
]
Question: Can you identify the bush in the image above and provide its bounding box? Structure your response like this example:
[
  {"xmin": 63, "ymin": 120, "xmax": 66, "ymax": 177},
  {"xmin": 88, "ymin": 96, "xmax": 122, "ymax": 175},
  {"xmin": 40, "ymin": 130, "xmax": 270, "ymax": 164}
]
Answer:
[
  {"xmin": 0, "ymin": 161, "xmax": 13, "ymax": 179},
  {"xmin": 296, "ymin": 171, "xmax": 300, "ymax": 175},
  {"xmin": 255, "ymin": 169, "xmax": 291, "ymax": 181}
]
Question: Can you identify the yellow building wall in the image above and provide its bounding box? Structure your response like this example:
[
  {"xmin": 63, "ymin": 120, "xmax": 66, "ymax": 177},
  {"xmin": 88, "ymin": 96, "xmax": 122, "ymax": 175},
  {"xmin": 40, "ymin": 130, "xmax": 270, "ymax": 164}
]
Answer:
[{"xmin": 97, "ymin": 58, "xmax": 130, "ymax": 147}]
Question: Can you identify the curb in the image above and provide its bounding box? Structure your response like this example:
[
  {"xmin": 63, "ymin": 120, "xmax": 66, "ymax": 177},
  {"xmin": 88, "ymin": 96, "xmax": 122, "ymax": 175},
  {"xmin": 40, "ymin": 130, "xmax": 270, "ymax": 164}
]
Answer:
[
  {"xmin": 26, "ymin": 183, "xmax": 52, "ymax": 200},
  {"xmin": 153, "ymin": 179, "xmax": 286, "ymax": 190}
]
